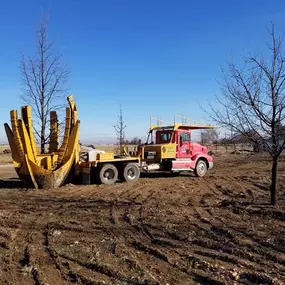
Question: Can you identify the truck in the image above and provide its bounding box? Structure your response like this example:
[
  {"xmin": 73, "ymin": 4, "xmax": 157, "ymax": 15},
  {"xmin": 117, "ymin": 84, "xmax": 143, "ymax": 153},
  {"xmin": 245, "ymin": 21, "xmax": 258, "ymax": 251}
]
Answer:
[
  {"xmin": 79, "ymin": 114, "xmax": 215, "ymax": 185},
  {"xmin": 5, "ymin": 96, "xmax": 215, "ymax": 189}
]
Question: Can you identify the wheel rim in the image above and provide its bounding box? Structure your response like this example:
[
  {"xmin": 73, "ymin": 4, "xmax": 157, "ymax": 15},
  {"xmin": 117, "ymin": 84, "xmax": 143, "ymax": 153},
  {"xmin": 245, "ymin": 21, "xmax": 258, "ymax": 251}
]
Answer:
[
  {"xmin": 197, "ymin": 162, "xmax": 206, "ymax": 176},
  {"xmin": 103, "ymin": 169, "xmax": 115, "ymax": 181},
  {"xmin": 126, "ymin": 168, "xmax": 136, "ymax": 180}
]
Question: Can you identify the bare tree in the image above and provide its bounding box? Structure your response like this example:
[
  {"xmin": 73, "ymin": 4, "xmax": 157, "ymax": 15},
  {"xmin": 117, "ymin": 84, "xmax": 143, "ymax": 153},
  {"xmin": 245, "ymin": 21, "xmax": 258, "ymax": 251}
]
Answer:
[
  {"xmin": 20, "ymin": 11, "xmax": 70, "ymax": 154},
  {"xmin": 114, "ymin": 105, "xmax": 126, "ymax": 155},
  {"xmin": 200, "ymin": 129, "xmax": 219, "ymax": 144},
  {"xmin": 207, "ymin": 24, "xmax": 285, "ymax": 205},
  {"xmin": 130, "ymin": 137, "xmax": 142, "ymax": 145}
]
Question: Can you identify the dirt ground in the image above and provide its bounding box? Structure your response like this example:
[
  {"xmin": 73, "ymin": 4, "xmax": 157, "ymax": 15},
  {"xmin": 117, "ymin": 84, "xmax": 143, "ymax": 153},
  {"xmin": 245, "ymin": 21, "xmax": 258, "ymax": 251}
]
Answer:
[{"xmin": 0, "ymin": 154, "xmax": 285, "ymax": 285}]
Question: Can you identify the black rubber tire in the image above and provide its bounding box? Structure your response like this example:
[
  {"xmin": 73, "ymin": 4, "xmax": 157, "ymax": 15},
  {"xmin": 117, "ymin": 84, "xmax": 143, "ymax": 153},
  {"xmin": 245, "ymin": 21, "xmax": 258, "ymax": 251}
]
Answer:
[
  {"xmin": 194, "ymin": 160, "xmax": 207, "ymax": 177},
  {"xmin": 121, "ymin": 163, "xmax": 140, "ymax": 182},
  {"xmin": 98, "ymin": 164, "xmax": 118, "ymax": 185}
]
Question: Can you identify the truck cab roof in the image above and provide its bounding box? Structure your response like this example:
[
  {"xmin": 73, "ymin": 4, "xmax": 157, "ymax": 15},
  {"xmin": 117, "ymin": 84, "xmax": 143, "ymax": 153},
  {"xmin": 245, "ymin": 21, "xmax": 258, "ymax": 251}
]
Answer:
[{"xmin": 150, "ymin": 123, "xmax": 215, "ymax": 132}]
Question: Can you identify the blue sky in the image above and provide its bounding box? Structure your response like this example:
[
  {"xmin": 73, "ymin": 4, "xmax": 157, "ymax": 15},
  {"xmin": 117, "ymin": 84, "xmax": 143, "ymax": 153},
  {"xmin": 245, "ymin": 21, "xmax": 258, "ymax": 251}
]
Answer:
[{"xmin": 1, "ymin": 0, "xmax": 285, "ymax": 143}]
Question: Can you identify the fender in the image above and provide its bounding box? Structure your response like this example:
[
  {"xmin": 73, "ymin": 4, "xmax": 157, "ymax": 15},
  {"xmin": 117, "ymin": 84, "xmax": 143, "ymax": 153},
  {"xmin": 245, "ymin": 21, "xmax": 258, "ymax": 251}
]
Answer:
[{"xmin": 191, "ymin": 154, "xmax": 214, "ymax": 169}]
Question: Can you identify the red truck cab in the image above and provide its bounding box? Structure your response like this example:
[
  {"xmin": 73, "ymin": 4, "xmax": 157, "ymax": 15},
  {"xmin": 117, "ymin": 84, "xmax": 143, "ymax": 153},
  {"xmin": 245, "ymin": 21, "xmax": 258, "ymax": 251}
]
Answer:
[{"xmin": 140, "ymin": 119, "xmax": 214, "ymax": 177}]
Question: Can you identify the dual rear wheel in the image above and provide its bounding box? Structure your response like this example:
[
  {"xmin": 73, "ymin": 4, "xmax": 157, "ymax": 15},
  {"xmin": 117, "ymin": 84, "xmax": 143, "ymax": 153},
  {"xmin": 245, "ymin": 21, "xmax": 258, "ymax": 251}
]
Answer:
[{"xmin": 98, "ymin": 163, "xmax": 140, "ymax": 185}]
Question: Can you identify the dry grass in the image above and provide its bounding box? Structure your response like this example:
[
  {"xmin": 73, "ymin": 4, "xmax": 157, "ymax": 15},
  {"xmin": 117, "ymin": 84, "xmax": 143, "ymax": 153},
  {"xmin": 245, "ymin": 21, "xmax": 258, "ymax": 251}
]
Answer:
[
  {"xmin": 0, "ymin": 145, "xmax": 12, "ymax": 164},
  {"xmin": 0, "ymin": 145, "xmax": 9, "ymax": 151},
  {"xmin": 0, "ymin": 154, "xmax": 12, "ymax": 164}
]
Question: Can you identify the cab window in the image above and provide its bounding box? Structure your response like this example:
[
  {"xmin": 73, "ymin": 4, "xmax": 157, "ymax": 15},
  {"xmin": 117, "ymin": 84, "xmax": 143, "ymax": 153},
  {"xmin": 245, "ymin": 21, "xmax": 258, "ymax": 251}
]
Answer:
[{"xmin": 180, "ymin": 132, "xmax": 190, "ymax": 142}]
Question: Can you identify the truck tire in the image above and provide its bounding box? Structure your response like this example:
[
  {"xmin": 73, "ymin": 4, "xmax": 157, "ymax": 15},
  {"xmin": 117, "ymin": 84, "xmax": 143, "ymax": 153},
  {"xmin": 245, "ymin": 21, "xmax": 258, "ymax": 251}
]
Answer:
[
  {"xmin": 194, "ymin": 159, "xmax": 207, "ymax": 177},
  {"xmin": 99, "ymin": 164, "xmax": 118, "ymax": 185},
  {"xmin": 121, "ymin": 163, "xmax": 140, "ymax": 182}
]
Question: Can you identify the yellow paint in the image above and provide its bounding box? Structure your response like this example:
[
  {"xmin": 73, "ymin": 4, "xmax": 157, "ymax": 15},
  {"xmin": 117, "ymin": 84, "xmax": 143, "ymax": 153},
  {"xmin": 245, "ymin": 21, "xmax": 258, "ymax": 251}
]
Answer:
[
  {"xmin": 63, "ymin": 120, "xmax": 80, "ymax": 164},
  {"xmin": 67, "ymin": 95, "xmax": 78, "ymax": 125},
  {"xmin": 4, "ymin": 123, "xmax": 21, "ymax": 164},
  {"xmin": 21, "ymin": 106, "xmax": 37, "ymax": 159},
  {"xmin": 24, "ymin": 154, "xmax": 38, "ymax": 189},
  {"xmin": 150, "ymin": 122, "xmax": 215, "ymax": 131},
  {"xmin": 58, "ymin": 107, "xmax": 71, "ymax": 163},
  {"xmin": 10, "ymin": 110, "xmax": 25, "ymax": 163},
  {"xmin": 96, "ymin": 152, "xmax": 114, "ymax": 161},
  {"xmin": 161, "ymin": 143, "xmax": 176, "ymax": 159},
  {"xmin": 20, "ymin": 119, "xmax": 36, "ymax": 163},
  {"xmin": 5, "ymin": 94, "xmax": 80, "ymax": 189}
]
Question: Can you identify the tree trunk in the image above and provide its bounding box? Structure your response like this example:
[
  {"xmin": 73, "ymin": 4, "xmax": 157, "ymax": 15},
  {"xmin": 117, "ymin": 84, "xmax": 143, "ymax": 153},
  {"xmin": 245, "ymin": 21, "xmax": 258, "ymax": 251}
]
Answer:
[
  {"xmin": 41, "ymin": 106, "xmax": 45, "ymax": 154},
  {"xmin": 41, "ymin": 128, "xmax": 45, "ymax": 154},
  {"xmin": 270, "ymin": 156, "xmax": 279, "ymax": 205},
  {"xmin": 120, "ymin": 139, "xmax": 123, "ymax": 155}
]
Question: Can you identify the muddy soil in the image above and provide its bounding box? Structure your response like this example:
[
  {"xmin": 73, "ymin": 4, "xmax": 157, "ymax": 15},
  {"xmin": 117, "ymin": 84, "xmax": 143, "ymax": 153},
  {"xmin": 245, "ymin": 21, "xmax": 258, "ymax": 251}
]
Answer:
[{"xmin": 0, "ymin": 154, "xmax": 285, "ymax": 285}]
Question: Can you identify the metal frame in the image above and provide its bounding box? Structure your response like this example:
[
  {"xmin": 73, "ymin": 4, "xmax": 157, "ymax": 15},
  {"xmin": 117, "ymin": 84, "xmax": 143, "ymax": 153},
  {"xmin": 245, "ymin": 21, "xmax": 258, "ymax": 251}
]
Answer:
[{"xmin": 149, "ymin": 114, "xmax": 215, "ymax": 131}]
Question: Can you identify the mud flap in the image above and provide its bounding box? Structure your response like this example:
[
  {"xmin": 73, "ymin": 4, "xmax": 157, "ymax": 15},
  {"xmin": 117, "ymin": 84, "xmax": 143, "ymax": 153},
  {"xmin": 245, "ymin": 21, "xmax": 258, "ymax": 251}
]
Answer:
[{"xmin": 82, "ymin": 167, "xmax": 91, "ymax": 185}]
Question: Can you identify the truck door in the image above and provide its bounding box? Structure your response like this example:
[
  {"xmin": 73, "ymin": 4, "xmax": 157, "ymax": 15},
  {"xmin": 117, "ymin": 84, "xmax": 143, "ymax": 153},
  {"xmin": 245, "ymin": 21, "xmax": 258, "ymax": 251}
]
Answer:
[{"xmin": 176, "ymin": 131, "xmax": 191, "ymax": 158}]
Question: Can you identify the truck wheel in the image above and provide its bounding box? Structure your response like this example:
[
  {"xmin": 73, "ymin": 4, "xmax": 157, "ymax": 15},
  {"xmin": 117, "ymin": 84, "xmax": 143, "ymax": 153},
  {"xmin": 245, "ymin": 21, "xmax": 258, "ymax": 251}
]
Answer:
[
  {"xmin": 99, "ymin": 164, "xmax": 118, "ymax": 185},
  {"xmin": 122, "ymin": 163, "xmax": 140, "ymax": 182},
  {"xmin": 194, "ymin": 160, "xmax": 207, "ymax": 177}
]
